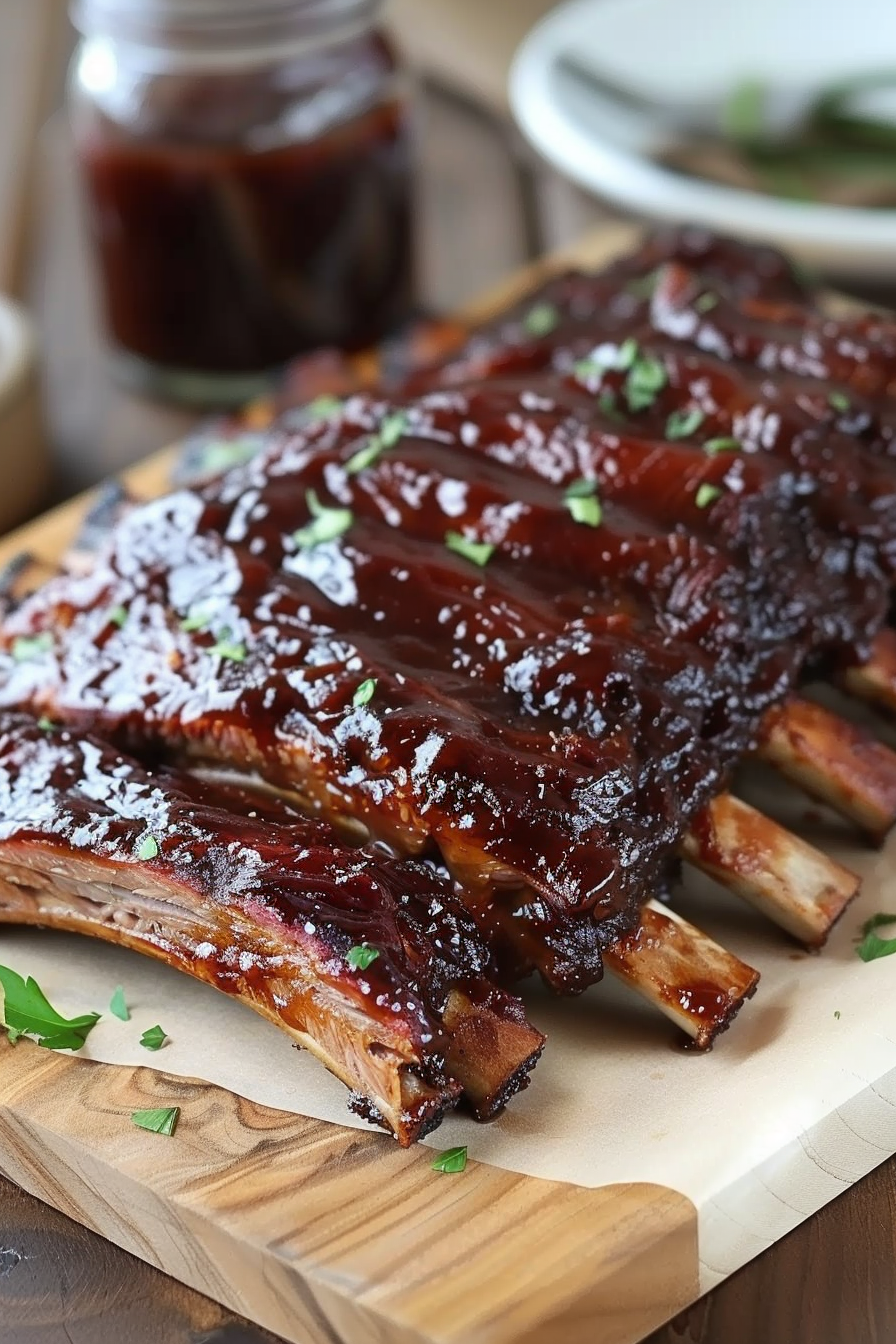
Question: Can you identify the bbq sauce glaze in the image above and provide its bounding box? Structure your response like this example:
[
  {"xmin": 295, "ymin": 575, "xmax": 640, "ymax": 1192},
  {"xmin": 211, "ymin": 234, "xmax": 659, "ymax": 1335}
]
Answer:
[{"xmin": 0, "ymin": 712, "xmax": 502, "ymax": 1047}]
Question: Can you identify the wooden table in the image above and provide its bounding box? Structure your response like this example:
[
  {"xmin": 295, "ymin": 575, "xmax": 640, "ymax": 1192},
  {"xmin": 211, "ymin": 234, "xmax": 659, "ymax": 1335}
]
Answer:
[{"xmin": 4, "ymin": 19, "xmax": 896, "ymax": 1344}]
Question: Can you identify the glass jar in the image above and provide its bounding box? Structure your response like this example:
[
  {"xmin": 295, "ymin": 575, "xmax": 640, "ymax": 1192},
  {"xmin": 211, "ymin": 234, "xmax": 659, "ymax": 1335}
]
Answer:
[{"xmin": 68, "ymin": 0, "xmax": 416, "ymax": 405}]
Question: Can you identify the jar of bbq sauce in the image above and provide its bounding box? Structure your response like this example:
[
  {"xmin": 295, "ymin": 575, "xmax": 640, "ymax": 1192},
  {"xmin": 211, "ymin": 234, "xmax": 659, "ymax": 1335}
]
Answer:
[{"xmin": 68, "ymin": 0, "xmax": 415, "ymax": 405}]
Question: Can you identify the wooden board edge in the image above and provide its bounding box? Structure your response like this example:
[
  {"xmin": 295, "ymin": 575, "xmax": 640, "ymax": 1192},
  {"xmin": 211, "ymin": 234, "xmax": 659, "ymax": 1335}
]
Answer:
[{"xmin": 0, "ymin": 1040, "xmax": 699, "ymax": 1344}]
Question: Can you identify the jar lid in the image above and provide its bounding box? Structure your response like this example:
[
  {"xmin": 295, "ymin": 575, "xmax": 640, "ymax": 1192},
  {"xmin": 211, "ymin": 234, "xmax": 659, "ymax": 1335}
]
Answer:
[{"xmin": 71, "ymin": 0, "xmax": 376, "ymax": 50}]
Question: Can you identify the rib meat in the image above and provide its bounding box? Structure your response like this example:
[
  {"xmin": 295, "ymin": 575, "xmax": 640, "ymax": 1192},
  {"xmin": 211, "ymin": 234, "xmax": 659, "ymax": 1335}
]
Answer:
[
  {"xmin": 0, "ymin": 225, "xmax": 893, "ymax": 1108},
  {"xmin": 0, "ymin": 712, "xmax": 544, "ymax": 1143}
]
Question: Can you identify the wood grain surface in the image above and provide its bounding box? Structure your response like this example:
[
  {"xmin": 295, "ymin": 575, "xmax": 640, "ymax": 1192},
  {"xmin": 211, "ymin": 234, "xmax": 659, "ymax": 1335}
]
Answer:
[
  {"xmin": 0, "ymin": 1040, "xmax": 699, "ymax": 1344},
  {"xmin": 5, "ymin": 1155, "xmax": 896, "ymax": 1344}
]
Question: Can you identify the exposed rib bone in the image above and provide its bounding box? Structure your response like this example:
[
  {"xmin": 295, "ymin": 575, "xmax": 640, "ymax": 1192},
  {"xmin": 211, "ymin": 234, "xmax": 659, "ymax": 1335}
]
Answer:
[
  {"xmin": 604, "ymin": 900, "xmax": 759, "ymax": 1048},
  {"xmin": 680, "ymin": 793, "xmax": 860, "ymax": 947},
  {"xmin": 756, "ymin": 696, "xmax": 896, "ymax": 842},
  {"xmin": 841, "ymin": 630, "xmax": 896, "ymax": 715}
]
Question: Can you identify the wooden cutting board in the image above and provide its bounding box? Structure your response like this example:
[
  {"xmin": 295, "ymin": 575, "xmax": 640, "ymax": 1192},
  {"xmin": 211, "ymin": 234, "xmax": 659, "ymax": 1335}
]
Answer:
[{"xmin": 0, "ymin": 223, "xmax": 888, "ymax": 1344}]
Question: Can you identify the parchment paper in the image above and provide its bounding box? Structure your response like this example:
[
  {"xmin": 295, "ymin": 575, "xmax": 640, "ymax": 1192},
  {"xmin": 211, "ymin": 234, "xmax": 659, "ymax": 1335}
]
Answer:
[{"xmin": 3, "ymin": 738, "xmax": 896, "ymax": 1284}]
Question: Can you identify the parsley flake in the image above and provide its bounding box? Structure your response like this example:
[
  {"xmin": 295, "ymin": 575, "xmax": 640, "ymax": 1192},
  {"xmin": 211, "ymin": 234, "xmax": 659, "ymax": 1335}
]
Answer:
[
  {"xmin": 107, "ymin": 605, "xmax": 128, "ymax": 629},
  {"xmin": 614, "ymin": 337, "xmax": 639, "ymax": 371},
  {"xmin": 625, "ymin": 269, "xmax": 660, "ymax": 299},
  {"xmin": 347, "ymin": 945, "xmax": 380, "ymax": 971},
  {"xmin": 353, "ymin": 678, "xmax": 377, "ymax": 708},
  {"xmin": 625, "ymin": 356, "xmax": 667, "ymax": 412},
  {"xmin": 345, "ymin": 410, "xmax": 409, "ymax": 475},
  {"xmin": 856, "ymin": 912, "xmax": 896, "ymax": 962},
  {"xmin": 140, "ymin": 1025, "xmax": 168, "ymax": 1052},
  {"xmin": 695, "ymin": 292, "xmax": 719, "ymax": 313},
  {"xmin": 136, "ymin": 834, "xmax": 160, "ymax": 862},
  {"xmin": 695, "ymin": 483, "xmax": 724, "ymax": 509},
  {"xmin": 132, "ymin": 1107, "xmax": 180, "ymax": 1137},
  {"xmin": 828, "ymin": 390, "xmax": 851, "ymax": 413},
  {"xmin": 522, "ymin": 302, "xmax": 560, "ymax": 337},
  {"xmin": 704, "ymin": 437, "xmax": 742, "ymax": 456},
  {"xmin": 110, "ymin": 985, "xmax": 130, "ymax": 1022},
  {"xmin": 292, "ymin": 489, "xmax": 354, "ymax": 550},
  {"xmin": 11, "ymin": 632, "xmax": 53, "ymax": 663},
  {"xmin": 431, "ymin": 1145, "xmax": 468, "ymax": 1174},
  {"xmin": 564, "ymin": 479, "xmax": 603, "ymax": 528},
  {"xmin": 834, "ymin": 1010, "xmax": 841, "ymax": 1020},
  {"xmin": 180, "ymin": 606, "xmax": 213, "ymax": 634},
  {"xmin": 209, "ymin": 635, "xmax": 247, "ymax": 663},
  {"xmin": 0, "ymin": 964, "xmax": 100, "ymax": 1051},
  {"xmin": 196, "ymin": 435, "xmax": 264, "ymax": 476},
  {"xmin": 37, "ymin": 716, "xmax": 56, "ymax": 733},
  {"xmin": 304, "ymin": 395, "xmax": 343, "ymax": 421},
  {"xmin": 572, "ymin": 355, "xmax": 604, "ymax": 381},
  {"xmin": 666, "ymin": 407, "xmax": 705, "ymax": 440},
  {"xmin": 445, "ymin": 531, "xmax": 495, "ymax": 567},
  {"xmin": 597, "ymin": 388, "xmax": 625, "ymax": 423}
]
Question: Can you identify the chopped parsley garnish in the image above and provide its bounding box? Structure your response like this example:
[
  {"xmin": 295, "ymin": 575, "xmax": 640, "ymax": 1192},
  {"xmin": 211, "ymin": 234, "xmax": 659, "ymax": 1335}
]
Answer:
[
  {"xmin": 695, "ymin": 483, "xmax": 724, "ymax": 509},
  {"xmin": 828, "ymin": 390, "xmax": 851, "ymax": 413},
  {"xmin": 11, "ymin": 632, "xmax": 53, "ymax": 663},
  {"xmin": 614, "ymin": 337, "xmax": 639, "ymax": 371},
  {"xmin": 304, "ymin": 395, "xmax": 343, "ymax": 421},
  {"xmin": 292, "ymin": 489, "xmax": 354, "ymax": 551},
  {"xmin": 703, "ymin": 437, "xmax": 742, "ymax": 456},
  {"xmin": 347, "ymin": 945, "xmax": 380, "ymax": 971},
  {"xmin": 109, "ymin": 985, "xmax": 130, "ymax": 1022},
  {"xmin": 107, "ymin": 605, "xmax": 128, "ymax": 628},
  {"xmin": 135, "ymin": 833, "xmax": 160, "ymax": 862},
  {"xmin": 624, "ymin": 356, "xmax": 667, "ymax": 412},
  {"xmin": 856, "ymin": 912, "xmax": 896, "ymax": 962},
  {"xmin": 625, "ymin": 269, "xmax": 660, "ymax": 299},
  {"xmin": 209, "ymin": 634, "xmax": 247, "ymax": 663},
  {"xmin": 0, "ymin": 964, "xmax": 100, "ymax": 1051},
  {"xmin": 572, "ymin": 355, "xmax": 604, "ymax": 380},
  {"xmin": 196, "ymin": 435, "xmax": 264, "ymax": 477},
  {"xmin": 132, "ymin": 1107, "xmax": 180, "ymax": 1137},
  {"xmin": 445, "ymin": 531, "xmax": 495, "ymax": 567},
  {"xmin": 353, "ymin": 678, "xmax": 377, "ymax": 708},
  {"xmin": 834, "ymin": 1010, "xmax": 841, "ymax": 1020},
  {"xmin": 140, "ymin": 1025, "xmax": 168, "ymax": 1052},
  {"xmin": 431, "ymin": 1145, "xmax": 468, "ymax": 1174},
  {"xmin": 666, "ymin": 407, "xmax": 705, "ymax": 440},
  {"xmin": 37, "ymin": 716, "xmax": 56, "ymax": 733},
  {"xmin": 564, "ymin": 479, "xmax": 603, "ymax": 528},
  {"xmin": 345, "ymin": 410, "xmax": 409, "ymax": 475},
  {"xmin": 522, "ymin": 301, "xmax": 560, "ymax": 337},
  {"xmin": 597, "ymin": 388, "xmax": 624, "ymax": 423},
  {"xmin": 695, "ymin": 292, "xmax": 719, "ymax": 313},
  {"xmin": 180, "ymin": 606, "xmax": 213, "ymax": 634}
]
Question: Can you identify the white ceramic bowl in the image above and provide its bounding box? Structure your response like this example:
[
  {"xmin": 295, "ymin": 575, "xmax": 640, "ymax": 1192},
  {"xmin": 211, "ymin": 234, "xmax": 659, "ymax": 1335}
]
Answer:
[{"xmin": 510, "ymin": 0, "xmax": 896, "ymax": 277}]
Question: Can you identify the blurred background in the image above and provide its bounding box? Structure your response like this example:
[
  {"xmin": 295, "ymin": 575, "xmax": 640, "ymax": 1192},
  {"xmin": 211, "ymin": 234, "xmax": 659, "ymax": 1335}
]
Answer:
[
  {"xmin": 2, "ymin": 0, "xmax": 896, "ymax": 522},
  {"xmin": 0, "ymin": 0, "xmax": 597, "ymax": 511}
]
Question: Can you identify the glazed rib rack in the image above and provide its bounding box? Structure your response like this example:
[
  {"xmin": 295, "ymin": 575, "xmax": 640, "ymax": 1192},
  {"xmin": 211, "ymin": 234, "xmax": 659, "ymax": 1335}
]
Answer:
[{"xmin": 1, "ymin": 226, "xmax": 896, "ymax": 1140}]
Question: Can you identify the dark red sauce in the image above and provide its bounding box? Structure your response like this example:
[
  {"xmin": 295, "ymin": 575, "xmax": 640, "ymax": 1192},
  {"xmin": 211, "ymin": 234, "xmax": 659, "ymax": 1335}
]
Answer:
[{"xmin": 73, "ymin": 34, "xmax": 415, "ymax": 376}]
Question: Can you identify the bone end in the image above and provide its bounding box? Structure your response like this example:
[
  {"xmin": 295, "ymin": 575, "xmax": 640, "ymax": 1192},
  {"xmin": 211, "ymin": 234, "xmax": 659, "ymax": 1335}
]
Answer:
[
  {"xmin": 682, "ymin": 792, "xmax": 860, "ymax": 948},
  {"xmin": 757, "ymin": 697, "xmax": 896, "ymax": 843},
  {"xmin": 604, "ymin": 899, "xmax": 759, "ymax": 1049}
]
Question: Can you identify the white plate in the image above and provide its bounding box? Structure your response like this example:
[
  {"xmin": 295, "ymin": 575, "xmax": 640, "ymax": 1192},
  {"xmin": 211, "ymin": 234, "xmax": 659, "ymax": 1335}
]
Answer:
[{"xmin": 510, "ymin": 0, "xmax": 896, "ymax": 277}]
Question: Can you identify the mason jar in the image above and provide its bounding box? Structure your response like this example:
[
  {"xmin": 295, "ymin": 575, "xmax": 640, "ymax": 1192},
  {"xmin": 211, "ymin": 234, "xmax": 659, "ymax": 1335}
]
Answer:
[{"xmin": 68, "ymin": 0, "xmax": 416, "ymax": 405}]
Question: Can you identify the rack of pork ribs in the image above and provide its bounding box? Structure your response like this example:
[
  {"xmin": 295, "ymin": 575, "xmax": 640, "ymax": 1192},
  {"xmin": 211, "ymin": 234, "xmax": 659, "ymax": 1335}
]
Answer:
[{"xmin": 2, "ymin": 226, "xmax": 896, "ymax": 1146}]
